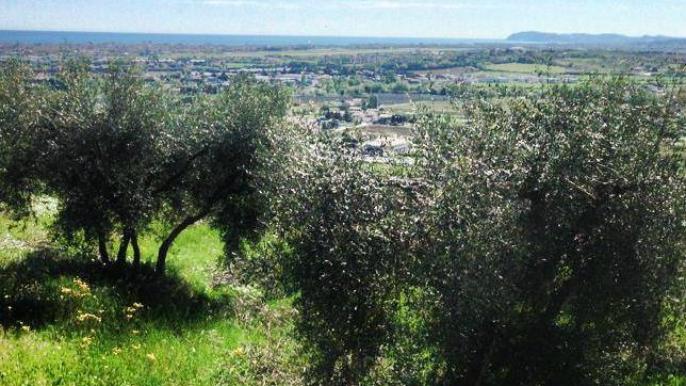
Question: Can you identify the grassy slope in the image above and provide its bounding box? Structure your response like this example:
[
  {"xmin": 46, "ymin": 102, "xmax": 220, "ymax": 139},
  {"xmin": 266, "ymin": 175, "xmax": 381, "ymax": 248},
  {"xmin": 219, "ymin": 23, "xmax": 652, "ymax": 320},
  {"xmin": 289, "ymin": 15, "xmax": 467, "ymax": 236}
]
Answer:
[
  {"xmin": 0, "ymin": 208, "xmax": 684, "ymax": 385},
  {"xmin": 0, "ymin": 211, "xmax": 295, "ymax": 386}
]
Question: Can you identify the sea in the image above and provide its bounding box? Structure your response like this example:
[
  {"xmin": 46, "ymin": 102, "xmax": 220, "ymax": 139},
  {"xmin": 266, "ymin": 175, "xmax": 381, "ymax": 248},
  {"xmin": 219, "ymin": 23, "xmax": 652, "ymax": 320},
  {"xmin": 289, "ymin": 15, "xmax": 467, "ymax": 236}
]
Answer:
[{"xmin": 0, "ymin": 30, "xmax": 500, "ymax": 47}]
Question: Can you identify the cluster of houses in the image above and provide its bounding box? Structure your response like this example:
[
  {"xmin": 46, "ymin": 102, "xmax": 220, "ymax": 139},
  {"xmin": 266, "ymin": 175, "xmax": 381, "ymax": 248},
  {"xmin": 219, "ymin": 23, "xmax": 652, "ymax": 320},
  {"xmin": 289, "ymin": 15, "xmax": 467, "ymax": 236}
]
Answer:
[
  {"xmin": 314, "ymin": 98, "xmax": 413, "ymax": 129},
  {"xmin": 310, "ymin": 98, "xmax": 414, "ymax": 159}
]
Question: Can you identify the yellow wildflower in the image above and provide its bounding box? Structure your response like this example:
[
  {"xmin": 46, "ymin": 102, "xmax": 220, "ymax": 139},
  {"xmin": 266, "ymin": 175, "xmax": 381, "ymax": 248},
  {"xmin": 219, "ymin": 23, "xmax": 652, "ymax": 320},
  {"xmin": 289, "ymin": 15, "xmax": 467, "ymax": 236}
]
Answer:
[
  {"xmin": 60, "ymin": 287, "xmax": 74, "ymax": 295},
  {"xmin": 124, "ymin": 303, "xmax": 144, "ymax": 320},
  {"xmin": 231, "ymin": 347, "xmax": 246, "ymax": 357},
  {"xmin": 81, "ymin": 336, "xmax": 93, "ymax": 347},
  {"xmin": 76, "ymin": 312, "xmax": 102, "ymax": 323},
  {"xmin": 73, "ymin": 278, "xmax": 91, "ymax": 293}
]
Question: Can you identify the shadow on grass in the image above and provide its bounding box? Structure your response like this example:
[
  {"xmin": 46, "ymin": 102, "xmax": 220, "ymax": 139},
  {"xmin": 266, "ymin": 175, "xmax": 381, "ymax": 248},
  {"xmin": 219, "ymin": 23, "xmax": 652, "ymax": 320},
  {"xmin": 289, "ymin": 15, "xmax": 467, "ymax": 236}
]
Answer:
[{"xmin": 0, "ymin": 247, "xmax": 233, "ymax": 330}]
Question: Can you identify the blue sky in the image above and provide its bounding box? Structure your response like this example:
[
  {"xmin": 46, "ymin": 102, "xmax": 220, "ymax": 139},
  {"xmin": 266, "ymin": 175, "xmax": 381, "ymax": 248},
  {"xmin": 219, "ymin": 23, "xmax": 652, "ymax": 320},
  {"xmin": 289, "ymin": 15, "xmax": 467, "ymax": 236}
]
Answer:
[{"xmin": 1, "ymin": 0, "xmax": 685, "ymax": 39}]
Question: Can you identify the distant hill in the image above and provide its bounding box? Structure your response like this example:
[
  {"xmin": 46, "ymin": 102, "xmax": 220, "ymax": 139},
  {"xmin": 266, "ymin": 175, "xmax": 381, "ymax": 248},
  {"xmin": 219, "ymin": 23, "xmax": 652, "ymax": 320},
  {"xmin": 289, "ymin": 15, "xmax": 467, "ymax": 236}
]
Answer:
[{"xmin": 507, "ymin": 31, "xmax": 686, "ymax": 46}]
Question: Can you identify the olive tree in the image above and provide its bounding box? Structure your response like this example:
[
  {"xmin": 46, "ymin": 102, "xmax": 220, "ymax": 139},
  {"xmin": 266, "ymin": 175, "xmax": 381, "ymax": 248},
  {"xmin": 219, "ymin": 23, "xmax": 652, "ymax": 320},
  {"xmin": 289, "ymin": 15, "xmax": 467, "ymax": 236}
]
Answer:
[
  {"xmin": 154, "ymin": 74, "xmax": 289, "ymax": 273},
  {"xmin": 415, "ymin": 78, "xmax": 686, "ymax": 385},
  {"xmin": 267, "ymin": 78, "xmax": 686, "ymax": 385},
  {"xmin": 268, "ymin": 129, "xmax": 416, "ymax": 385},
  {"xmin": 0, "ymin": 60, "xmax": 289, "ymax": 274},
  {"xmin": 0, "ymin": 60, "xmax": 47, "ymax": 215},
  {"xmin": 34, "ymin": 61, "xmax": 172, "ymax": 265}
]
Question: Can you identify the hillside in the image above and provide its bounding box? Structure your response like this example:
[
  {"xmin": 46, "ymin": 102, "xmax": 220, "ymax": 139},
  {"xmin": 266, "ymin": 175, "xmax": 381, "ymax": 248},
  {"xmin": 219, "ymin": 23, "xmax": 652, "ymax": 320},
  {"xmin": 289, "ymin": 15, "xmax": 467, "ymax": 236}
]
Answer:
[{"xmin": 507, "ymin": 31, "xmax": 686, "ymax": 45}]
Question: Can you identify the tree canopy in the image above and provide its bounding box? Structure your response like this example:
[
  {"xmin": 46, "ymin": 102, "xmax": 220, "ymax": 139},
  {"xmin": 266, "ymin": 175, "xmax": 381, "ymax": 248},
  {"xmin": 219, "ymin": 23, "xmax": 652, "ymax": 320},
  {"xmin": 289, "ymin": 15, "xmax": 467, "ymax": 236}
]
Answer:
[
  {"xmin": 267, "ymin": 78, "xmax": 686, "ymax": 385},
  {"xmin": 0, "ymin": 60, "xmax": 290, "ymax": 273}
]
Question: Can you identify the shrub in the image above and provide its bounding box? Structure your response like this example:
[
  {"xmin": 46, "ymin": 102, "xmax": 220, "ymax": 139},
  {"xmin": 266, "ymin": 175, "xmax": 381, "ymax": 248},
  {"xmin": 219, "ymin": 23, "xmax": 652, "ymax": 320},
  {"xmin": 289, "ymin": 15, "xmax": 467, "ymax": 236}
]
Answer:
[
  {"xmin": 216, "ymin": 232, "xmax": 296, "ymax": 300},
  {"xmin": 415, "ymin": 78, "xmax": 686, "ymax": 385},
  {"xmin": 268, "ymin": 130, "xmax": 416, "ymax": 385},
  {"xmin": 269, "ymin": 78, "xmax": 686, "ymax": 385},
  {"xmin": 0, "ymin": 60, "xmax": 47, "ymax": 216}
]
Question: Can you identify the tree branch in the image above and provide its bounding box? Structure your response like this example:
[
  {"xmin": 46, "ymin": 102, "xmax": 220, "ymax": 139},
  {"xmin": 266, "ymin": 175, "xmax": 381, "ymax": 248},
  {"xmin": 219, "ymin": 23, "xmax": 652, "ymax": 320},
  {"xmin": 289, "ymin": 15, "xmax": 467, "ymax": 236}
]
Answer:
[{"xmin": 152, "ymin": 146, "xmax": 209, "ymax": 195}]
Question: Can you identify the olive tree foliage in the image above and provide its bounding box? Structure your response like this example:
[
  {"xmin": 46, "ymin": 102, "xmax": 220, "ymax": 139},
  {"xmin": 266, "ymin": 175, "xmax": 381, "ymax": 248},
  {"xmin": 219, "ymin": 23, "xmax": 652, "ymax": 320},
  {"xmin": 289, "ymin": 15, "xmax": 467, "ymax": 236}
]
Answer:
[
  {"xmin": 267, "ymin": 128, "xmax": 417, "ymax": 385},
  {"xmin": 37, "ymin": 61, "xmax": 173, "ymax": 265},
  {"xmin": 266, "ymin": 78, "xmax": 686, "ymax": 385},
  {"xmin": 0, "ymin": 60, "xmax": 289, "ymax": 273},
  {"xmin": 0, "ymin": 60, "xmax": 47, "ymax": 215},
  {"xmin": 414, "ymin": 78, "xmax": 686, "ymax": 385},
  {"xmin": 155, "ymin": 73, "xmax": 289, "ymax": 273}
]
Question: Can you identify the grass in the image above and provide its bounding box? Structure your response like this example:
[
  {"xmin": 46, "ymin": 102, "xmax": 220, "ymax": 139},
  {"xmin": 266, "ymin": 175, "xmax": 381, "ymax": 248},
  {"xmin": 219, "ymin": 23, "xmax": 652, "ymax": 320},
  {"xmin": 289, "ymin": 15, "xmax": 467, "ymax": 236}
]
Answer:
[
  {"xmin": 647, "ymin": 376, "xmax": 686, "ymax": 386},
  {"xmin": 0, "ymin": 206, "xmax": 299, "ymax": 386},
  {"xmin": 137, "ymin": 223, "xmax": 224, "ymax": 292},
  {"xmin": 1, "ymin": 203, "xmax": 686, "ymax": 385}
]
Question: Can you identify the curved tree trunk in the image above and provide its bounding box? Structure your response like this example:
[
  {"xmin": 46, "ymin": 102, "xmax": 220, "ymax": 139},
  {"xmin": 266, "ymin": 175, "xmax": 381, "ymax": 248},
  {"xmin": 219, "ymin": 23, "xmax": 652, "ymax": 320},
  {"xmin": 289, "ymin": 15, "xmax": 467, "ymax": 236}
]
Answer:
[
  {"xmin": 131, "ymin": 230, "xmax": 141, "ymax": 268},
  {"xmin": 98, "ymin": 233, "xmax": 110, "ymax": 264},
  {"xmin": 156, "ymin": 210, "xmax": 210, "ymax": 274},
  {"xmin": 116, "ymin": 231, "xmax": 131, "ymax": 265}
]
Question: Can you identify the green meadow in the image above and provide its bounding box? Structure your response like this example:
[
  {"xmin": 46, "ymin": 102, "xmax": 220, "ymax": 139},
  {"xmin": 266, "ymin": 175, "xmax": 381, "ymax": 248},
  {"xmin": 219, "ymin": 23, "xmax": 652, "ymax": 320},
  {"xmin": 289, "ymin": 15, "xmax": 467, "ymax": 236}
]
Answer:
[{"xmin": 0, "ymin": 204, "xmax": 302, "ymax": 386}]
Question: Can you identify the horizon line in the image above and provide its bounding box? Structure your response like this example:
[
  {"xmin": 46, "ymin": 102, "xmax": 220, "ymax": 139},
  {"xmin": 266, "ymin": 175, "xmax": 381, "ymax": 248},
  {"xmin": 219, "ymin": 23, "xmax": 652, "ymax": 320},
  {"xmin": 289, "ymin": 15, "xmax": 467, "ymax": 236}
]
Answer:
[
  {"xmin": 0, "ymin": 28, "xmax": 506, "ymax": 41},
  {"xmin": 2, "ymin": 29, "xmax": 685, "ymax": 43}
]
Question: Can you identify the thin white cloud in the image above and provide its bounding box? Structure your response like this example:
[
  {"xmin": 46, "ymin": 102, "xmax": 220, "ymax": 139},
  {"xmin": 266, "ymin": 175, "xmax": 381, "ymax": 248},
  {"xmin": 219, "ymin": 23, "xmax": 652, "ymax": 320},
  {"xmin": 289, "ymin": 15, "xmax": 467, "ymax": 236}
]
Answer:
[
  {"xmin": 191, "ymin": 0, "xmax": 490, "ymax": 10},
  {"xmin": 190, "ymin": 0, "xmax": 300, "ymax": 9},
  {"xmin": 344, "ymin": 1, "xmax": 479, "ymax": 9}
]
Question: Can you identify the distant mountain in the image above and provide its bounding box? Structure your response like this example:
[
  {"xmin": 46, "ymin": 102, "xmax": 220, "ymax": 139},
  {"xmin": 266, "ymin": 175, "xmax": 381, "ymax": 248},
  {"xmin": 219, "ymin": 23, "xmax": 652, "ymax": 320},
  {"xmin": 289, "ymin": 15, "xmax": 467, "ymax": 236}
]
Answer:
[{"xmin": 507, "ymin": 31, "xmax": 686, "ymax": 46}]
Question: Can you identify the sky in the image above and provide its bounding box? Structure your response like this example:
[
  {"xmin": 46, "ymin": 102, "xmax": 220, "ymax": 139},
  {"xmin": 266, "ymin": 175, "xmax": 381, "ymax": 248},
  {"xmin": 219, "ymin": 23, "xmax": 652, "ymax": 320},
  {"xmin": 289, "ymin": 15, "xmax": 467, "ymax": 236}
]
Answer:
[{"xmin": 1, "ymin": 0, "xmax": 685, "ymax": 39}]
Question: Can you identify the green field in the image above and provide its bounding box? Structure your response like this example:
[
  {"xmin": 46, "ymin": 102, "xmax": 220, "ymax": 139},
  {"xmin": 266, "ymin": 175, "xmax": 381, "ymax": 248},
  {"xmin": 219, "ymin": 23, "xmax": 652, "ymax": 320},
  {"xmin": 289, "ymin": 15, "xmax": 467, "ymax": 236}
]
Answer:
[
  {"xmin": 483, "ymin": 62, "xmax": 569, "ymax": 74},
  {"xmin": 0, "ymin": 206, "xmax": 301, "ymax": 386},
  {"xmin": 385, "ymin": 100, "xmax": 457, "ymax": 114}
]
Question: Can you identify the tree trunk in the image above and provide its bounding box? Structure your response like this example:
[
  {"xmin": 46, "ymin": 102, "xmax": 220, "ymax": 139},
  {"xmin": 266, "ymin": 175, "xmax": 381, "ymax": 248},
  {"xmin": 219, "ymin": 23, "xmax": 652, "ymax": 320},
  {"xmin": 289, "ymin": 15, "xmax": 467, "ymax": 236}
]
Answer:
[
  {"xmin": 131, "ymin": 230, "xmax": 141, "ymax": 267},
  {"xmin": 156, "ymin": 210, "xmax": 210, "ymax": 274},
  {"xmin": 116, "ymin": 231, "xmax": 131, "ymax": 265},
  {"xmin": 463, "ymin": 327, "xmax": 497, "ymax": 386},
  {"xmin": 473, "ymin": 335, "xmax": 497, "ymax": 386},
  {"xmin": 98, "ymin": 233, "xmax": 110, "ymax": 264}
]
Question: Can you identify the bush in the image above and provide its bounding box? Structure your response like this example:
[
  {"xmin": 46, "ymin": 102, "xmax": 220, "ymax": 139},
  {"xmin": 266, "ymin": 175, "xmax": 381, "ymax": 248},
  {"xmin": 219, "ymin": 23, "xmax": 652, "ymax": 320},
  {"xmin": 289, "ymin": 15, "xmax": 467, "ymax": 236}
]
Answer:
[
  {"xmin": 415, "ymin": 77, "xmax": 686, "ymax": 385},
  {"xmin": 269, "ymin": 130, "xmax": 416, "ymax": 385},
  {"xmin": 217, "ymin": 233, "xmax": 296, "ymax": 300},
  {"xmin": 0, "ymin": 60, "xmax": 48, "ymax": 215},
  {"xmin": 269, "ymin": 78, "xmax": 686, "ymax": 385}
]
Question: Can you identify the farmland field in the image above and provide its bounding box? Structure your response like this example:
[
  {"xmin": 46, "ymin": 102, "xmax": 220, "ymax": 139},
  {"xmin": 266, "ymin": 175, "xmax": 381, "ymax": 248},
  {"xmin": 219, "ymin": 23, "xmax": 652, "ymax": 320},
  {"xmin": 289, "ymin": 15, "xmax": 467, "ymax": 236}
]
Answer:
[{"xmin": 483, "ymin": 62, "xmax": 569, "ymax": 74}]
